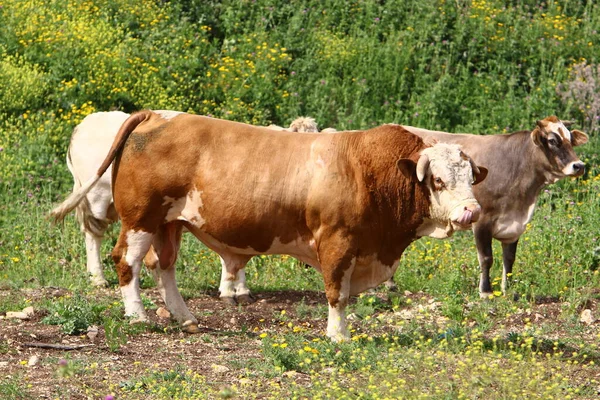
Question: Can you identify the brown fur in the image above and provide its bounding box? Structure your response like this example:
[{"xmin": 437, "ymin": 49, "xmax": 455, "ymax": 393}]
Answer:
[{"xmin": 108, "ymin": 112, "xmax": 433, "ymax": 302}]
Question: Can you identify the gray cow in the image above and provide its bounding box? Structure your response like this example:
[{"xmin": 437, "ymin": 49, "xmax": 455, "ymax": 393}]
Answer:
[{"xmin": 402, "ymin": 116, "xmax": 588, "ymax": 297}]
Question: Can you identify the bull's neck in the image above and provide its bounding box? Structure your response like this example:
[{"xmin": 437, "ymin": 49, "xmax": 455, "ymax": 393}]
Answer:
[{"xmin": 352, "ymin": 131, "xmax": 431, "ymax": 264}]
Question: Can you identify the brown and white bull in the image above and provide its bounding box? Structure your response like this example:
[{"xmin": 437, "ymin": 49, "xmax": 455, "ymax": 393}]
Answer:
[
  {"xmin": 62, "ymin": 110, "xmax": 317, "ymax": 303},
  {"xmin": 403, "ymin": 116, "xmax": 588, "ymax": 297},
  {"xmin": 52, "ymin": 110, "xmax": 486, "ymax": 341}
]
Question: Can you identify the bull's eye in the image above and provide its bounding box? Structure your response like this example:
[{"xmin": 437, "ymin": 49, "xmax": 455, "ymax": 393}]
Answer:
[
  {"xmin": 548, "ymin": 136, "xmax": 559, "ymax": 147},
  {"xmin": 434, "ymin": 177, "xmax": 445, "ymax": 190}
]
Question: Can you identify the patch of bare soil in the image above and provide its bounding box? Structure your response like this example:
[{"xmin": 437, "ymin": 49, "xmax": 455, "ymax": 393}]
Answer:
[
  {"xmin": 1, "ymin": 287, "xmax": 600, "ymax": 398},
  {"xmin": 0, "ymin": 288, "xmax": 328, "ymax": 399}
]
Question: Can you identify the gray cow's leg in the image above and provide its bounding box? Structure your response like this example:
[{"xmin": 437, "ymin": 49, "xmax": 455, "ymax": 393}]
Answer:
[
  {"xmin": 474, "ymin": 223, "xmax": 494, "ymax": 298},
  {"xmin": 501, "ymin": 240, "xmax": 519, "ymax": 294}
]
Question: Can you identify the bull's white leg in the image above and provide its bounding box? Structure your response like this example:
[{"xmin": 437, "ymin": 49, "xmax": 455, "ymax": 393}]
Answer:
[
  {"xmin": 219, "ymin": 255, "xmax": 252, "ymax": 305},
  {"xmin": 325, "ymin": 258, "xmax": 355, "ymax": 342},
  {"xmin": 153, "ymin": 264, "xmax": 198, "ymax": 329},
  {"xmin": 117, "ymin": 230, "xmax": 153, "ymax": 322},
  {"xmin": 148, "ymin": 224, "xmax": 200, "ymax": 333},
  {"xmin": 84, "ymin": 232, "xmax": 108, "ymax": 287}
]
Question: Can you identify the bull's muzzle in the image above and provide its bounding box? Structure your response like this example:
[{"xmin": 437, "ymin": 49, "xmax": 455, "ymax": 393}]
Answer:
[{"xmin": 453, "ymin": 203, "xmax": 481, "ymax": 227}]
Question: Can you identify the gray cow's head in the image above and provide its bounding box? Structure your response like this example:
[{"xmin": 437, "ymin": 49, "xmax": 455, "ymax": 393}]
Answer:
[{"xmin": 531, "ymin": 116, "xmax": 588, "ymax": 182}]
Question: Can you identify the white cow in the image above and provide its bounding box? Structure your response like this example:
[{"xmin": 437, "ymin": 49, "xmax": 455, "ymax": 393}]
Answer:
[{"xmin": 64, "ymin": 111, "xmax": 322, "ymax": 304}]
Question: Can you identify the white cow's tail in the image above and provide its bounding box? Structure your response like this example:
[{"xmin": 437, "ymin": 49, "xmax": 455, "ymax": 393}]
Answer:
[{"xmin": 50, "ymin": 110, "xmax": 152, "ymax": 224}]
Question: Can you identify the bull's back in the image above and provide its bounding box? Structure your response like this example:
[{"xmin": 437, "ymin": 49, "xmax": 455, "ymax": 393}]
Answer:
[{"xmin": 113, "ymin": 113, "xmax": 336, "ymax": 251}]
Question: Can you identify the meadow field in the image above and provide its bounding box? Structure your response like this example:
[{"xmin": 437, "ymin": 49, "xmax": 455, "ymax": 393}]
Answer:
[{"xmin": 1, "ymin": 0, "xmax": 600, "ymax": 398}]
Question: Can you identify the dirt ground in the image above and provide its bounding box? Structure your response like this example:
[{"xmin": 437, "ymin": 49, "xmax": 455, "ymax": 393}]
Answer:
[{"xmin": 2, "ymin": 286, "xmax": 600, "ymax": 399}]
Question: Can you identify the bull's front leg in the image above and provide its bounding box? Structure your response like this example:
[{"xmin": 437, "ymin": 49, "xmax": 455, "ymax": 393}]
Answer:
[
  {"xmin": 501, "ymin": 240, "xmax": 519, "ymax": 294},
  {"xmin": 320, "ymin": 243, "xmax": 356, "ymax": 342},
  {"xmin": 473, "ymin": 223, "xmax": 494, "ymax": 298}
]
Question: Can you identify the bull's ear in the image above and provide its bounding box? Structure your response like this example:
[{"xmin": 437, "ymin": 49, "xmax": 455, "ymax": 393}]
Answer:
[
  {"xmin": 473, "ymin": 166, "xmax": 488, "ymax": 185},
  {"xmin": 530, "ymin": 126, "xmax": 546, "ymax": 147},
  {"xmin": 397, "ymin": 158, "xmax": 416, "ymax": 178},
  {"xmin": 571, "ymin": 129, "xmax": 588, "ymax": 146}
]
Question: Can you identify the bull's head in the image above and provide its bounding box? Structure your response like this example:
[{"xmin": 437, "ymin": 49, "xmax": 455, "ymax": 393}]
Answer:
[
  {"xmin": 531, "ymin": 116, "xmax": 588, "ymax": 182},
  {"xmin": 398, "ymin": 143, "xmax": 487, "ymax": 238}
]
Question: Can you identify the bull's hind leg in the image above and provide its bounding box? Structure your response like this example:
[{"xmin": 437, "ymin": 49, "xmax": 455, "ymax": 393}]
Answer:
[
  {"xmin": 147, "ymin": 223, "xmax": 199, "ymax": 333},
  {"xmin": 112, "ymin": 228, "xmax": 153, "ymax": 322},
  {"xmin": 219, "ymin": 254, "xmax": 252, "ymax": 305}
]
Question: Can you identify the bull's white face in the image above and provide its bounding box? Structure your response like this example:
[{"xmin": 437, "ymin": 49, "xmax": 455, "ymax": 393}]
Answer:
[{"xmin": 416, "ymin": 143, "xmax": 485, "ymax": 239}]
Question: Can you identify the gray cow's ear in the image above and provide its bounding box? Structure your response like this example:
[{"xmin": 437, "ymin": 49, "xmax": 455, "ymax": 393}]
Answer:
[
  {"xmin": 397, "ymin": 158, "xmax": 416, "ymax": 178},
  {"xmin": 530, "ymin": 126, "xmax": 546, "ymax": 147},
  {"xmin": 474, "ymin": 166, "xmax": 488, "ymax": 185},
  {"xmin": 571, "ymin": 129, "xmax": 589, "ymax": 146}
]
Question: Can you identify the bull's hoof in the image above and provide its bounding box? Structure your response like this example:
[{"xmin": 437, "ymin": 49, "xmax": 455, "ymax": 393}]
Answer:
[
  {"xmin": 236, "ymin": 294, "xmax": 255, "ymax": 305},
  {"xmin": 182, "ymin": 321, "xmax": 201, "ymax": 334},
  {"xmin": 220, "ymin": 296, "xmax": 237, "ymax": 306}
]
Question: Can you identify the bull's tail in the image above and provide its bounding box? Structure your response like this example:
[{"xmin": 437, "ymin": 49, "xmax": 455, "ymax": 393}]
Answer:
[{"xmin": 50, "ymin": 110, "xmax": 152, "ymax": 223}]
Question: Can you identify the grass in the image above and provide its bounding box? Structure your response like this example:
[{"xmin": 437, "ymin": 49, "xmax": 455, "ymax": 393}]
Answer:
[{"xmin": 1, "ymin": 0, "xmax": 599, "ymax": 398}]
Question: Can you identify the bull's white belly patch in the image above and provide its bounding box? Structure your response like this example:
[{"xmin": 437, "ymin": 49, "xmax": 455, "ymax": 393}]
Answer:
[
  {"xmin": 350, "ymin": 256, "xmax": 399, "ymax": 295},
  {"xmin": 163, "ymin": 189, "xmax": 205, "ymax": 227},
  {"xmin": 492, "ymin": 201, "xmax": 536, "ymax": 242}
]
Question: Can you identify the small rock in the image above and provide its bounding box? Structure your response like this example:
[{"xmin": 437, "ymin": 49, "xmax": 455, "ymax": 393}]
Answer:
[
  {"xmin": 230, "ymin": 317, "xmax": 237, "ymax": 325},
  {"xmin": 534, "ymin": 313, "xmax": 545, "ymax": 322},
  {"xmin": 404, "ymin": 290, "xmax": 413, "ymax": 296},
  {"xmin": 87, "ymin": 325, "xmax": 99, "ymax": 341},
  {"xmin": 28, "ymin": 355, "xmax": 40, "ymax": 366},
  {"xmin": 396, "ymin": 309, "xmax": 414, "ymax": 320},
  {"xmin": 346, "ymin": 313, "xmax": 360, "ymax": 321},
  {"xmin": 5, "ymin": 311, "xmax": 29, "ymax": 320},
  {"xmin": 211, "ymin": 364, "xmax": 230, "ymax": 373},
  {"xmin": 22, "ymin": 306, "xmax": 34, "ymax": 317},
  {"xmin": 156, "ymin": 307, "xmax": 171, "ymax": 319},
  {"xmin": 283, "ymin": 370, "xmax": 298, "ymax": 378},
  {"xmin": 239, "ymin": 378, "xmax": 253, "ymax": 385},
  {"xmin": 0, "ymin": 361, "xmax": 8, "ymax": 367},
  {"xmin": 580, "ymin": 309, "xmax": 595, "ymax": 325}
]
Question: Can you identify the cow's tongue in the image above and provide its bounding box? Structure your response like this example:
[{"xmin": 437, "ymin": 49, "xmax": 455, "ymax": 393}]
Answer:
[{"xmin": 457, "ymin": 209, "xmax": 473, "ymax": 226}]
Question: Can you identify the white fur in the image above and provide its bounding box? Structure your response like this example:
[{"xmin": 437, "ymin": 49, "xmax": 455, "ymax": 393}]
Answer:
[
  {"xmin": 546, "ymin": 121, "xmax": 571, "ymax": 141},
  {"xmin": 155, "ymin": 110, "xmax": 183, "ymax": 121},
  {"xmin": 121, "ymin": 230, "xmax": 153, "ymax": 320},
  {"xmin": 326, "ymin": 259, "xmax": 356, "ymax": 342},
  {"xmin": 163, "ymin": 189, "xmax": 206, "ymax": 227},
  {"xmin": 418, "ymin": 144, "xmax": 480, "ymax": 238}
]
